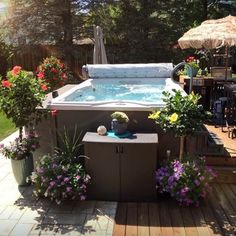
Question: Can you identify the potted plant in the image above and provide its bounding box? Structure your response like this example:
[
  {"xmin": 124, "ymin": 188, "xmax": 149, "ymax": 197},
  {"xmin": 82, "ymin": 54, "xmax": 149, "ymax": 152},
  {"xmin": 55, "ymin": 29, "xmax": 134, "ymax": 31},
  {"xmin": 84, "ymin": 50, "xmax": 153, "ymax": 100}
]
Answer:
[
  {"xmin": 149, "ymin": 90, "xmax": 210, "ymax": 160},
  {"xmin": 185, "ymin": 56, "xmax": 200, "ymax": 77},
  {"xmin": 36, "ymin": 56, "xmax": 72, "ymax": 93},
  {"xmin": 0, "ymin": 66, "xmax": 47, "ymax": 185},
  {"xmin": 149, "ymin": 90, "xmax": 214, "ymax": 205},
  {"xmin": 0, "ymin": 132, "xmax": 39, "ymax": 185},
  {"xmin": 156, "ymin": 157, "xmax": 216, "ymax": 206},
  {"xmin": 30, "ymin": 128, "xmax": 91, "ymax": 205},
  {"xmin": 111, "ymin": 111, "xmax": 129, "ymax": 134}
]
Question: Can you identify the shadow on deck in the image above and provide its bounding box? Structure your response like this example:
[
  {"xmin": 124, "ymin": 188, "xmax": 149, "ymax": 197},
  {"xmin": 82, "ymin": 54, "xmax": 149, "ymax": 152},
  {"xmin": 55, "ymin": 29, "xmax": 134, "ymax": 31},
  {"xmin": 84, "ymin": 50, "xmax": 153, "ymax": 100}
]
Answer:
[{"xmin": 113, "ymin": 183, "xmax": 236, "ymax": 236}]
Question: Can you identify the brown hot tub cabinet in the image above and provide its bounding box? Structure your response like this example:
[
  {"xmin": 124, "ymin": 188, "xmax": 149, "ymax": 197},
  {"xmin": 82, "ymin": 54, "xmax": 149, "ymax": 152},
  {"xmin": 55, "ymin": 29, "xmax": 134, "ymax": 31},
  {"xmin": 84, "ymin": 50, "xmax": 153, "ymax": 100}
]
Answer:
[{"xmin": 82, "ymin": 132, "xmax": 158, "ymax": 201}]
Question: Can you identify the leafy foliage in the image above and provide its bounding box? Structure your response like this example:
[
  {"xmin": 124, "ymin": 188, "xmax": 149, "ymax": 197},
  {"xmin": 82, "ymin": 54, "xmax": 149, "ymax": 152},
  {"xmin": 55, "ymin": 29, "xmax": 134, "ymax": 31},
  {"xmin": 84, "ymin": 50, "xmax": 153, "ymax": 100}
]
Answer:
[
  {"xmin": 0, "ymin": 66, "xmax": 47, "ymax": 139},
  {"xmin": 111, "ymin": 111, "xmax": 129, "ymax": 123},
  {"xmin": 1, "ymin": 131, "xmax": 39, "ymax": 160},
  {"xmin": 31, "ymin": 128, "xmax": 90, "ymax": 205},
  {"xmin": 149, "ymin": 90, "xmax": 210, "ymax": 137},
  {"xmin": 37, "ymin": 56, "xmax": 72, "ymax": 92}
]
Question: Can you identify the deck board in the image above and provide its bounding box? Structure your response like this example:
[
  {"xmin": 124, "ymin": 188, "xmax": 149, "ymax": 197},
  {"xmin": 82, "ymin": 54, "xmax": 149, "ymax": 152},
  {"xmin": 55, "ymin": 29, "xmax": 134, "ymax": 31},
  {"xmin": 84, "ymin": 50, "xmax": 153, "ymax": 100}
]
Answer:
[
  {"xmin": 148, "ymin": 202, "xmax": 161, "ymax": 236},
  {"xmin": 137, "ymin": 203, "xmax": 149, "ymax": 236},
  {"xmin": 113, "ymin": 183, "xmax": 236, "ymax": 236},
  {"xmin": 126, "ymin": 203, "xmax": 138, "ymax": 236}
]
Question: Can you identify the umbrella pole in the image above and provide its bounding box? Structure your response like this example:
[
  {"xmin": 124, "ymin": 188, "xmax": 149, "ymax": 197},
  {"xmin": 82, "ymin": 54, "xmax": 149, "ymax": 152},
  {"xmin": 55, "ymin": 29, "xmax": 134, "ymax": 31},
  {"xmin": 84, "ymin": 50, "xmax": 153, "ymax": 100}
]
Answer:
[{"xmin": 224, "ymin": 46, "xmax": 229, "ymax": 81}]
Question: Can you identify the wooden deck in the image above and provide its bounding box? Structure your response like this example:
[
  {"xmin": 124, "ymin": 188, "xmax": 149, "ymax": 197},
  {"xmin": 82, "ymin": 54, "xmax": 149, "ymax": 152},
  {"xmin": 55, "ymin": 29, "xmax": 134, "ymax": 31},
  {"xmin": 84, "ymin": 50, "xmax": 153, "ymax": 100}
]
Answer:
[
  {"xmin": 205, "ymin": 124, "xmax": 236, "ymax": 158},
  {"xmin": 113, "ymin": 183, "xmax": 236, "ymax": 236}
]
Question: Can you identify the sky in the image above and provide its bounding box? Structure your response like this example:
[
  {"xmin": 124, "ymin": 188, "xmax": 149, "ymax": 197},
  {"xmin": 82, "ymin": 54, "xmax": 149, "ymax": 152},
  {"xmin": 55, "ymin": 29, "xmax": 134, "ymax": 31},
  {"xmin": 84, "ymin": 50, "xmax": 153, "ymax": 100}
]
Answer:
[{"xmin": 0, "ymin": 1, "xmax": 8, "ymax": 16}]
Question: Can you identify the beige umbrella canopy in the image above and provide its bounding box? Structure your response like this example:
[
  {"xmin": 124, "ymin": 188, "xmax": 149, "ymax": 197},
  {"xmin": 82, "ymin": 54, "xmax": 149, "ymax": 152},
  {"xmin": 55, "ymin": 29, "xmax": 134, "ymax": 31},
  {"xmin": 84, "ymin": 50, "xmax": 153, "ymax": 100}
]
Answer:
[
  {"xmin": 93, "ymin": 25, "xmax": 108, "ymax": 64},
  {"xmin": 178, "ymin": 15, "xmax": 236, "ymax": 49}
]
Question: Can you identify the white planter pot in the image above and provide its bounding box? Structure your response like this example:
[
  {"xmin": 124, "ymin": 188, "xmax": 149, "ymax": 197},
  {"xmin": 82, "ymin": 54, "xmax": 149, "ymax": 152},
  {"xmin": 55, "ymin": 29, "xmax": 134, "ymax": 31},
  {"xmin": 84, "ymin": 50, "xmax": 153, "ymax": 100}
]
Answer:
[{"xmin": 11, "ymin": 154, "xmax": 34, "ymax": 186}]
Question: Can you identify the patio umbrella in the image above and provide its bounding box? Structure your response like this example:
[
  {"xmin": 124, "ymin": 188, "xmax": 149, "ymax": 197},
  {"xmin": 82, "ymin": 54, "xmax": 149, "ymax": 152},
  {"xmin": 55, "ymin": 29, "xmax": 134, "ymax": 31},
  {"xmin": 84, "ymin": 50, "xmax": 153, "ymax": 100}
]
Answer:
[
  {"xmin": 93, "ymin": 25, "xmax": 108, "ymax": 64},
  {"xmin": 178, "ymin": 15, "xmax": 236, "ymax": 49},
  {"xmin": 178, "ymin": 15, "xmax": 236, "ymax": 80}
]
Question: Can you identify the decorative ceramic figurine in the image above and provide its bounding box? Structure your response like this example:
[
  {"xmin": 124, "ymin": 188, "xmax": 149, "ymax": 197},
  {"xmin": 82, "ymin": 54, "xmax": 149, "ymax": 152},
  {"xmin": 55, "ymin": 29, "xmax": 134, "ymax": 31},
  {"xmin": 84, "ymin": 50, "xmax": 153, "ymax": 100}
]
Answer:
[{"xmin": 97, "ymin": 125, "xmax": 107, "ymax": 135}]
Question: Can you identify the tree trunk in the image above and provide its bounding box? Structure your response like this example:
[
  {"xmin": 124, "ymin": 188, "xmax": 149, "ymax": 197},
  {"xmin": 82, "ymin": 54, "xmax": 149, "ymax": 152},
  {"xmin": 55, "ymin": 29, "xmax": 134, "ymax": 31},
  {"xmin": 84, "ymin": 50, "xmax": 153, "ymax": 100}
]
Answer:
[
  {"xmin": 19, "ymin": 127, "xmax": 23, "ymax": 142},
  {"xmin": 179, "ymin": 136, "xmax": 185, "ymax": 161},
  {"xmin": 61, "ymin": 0, "xmax": 73, "ymax": 68}
]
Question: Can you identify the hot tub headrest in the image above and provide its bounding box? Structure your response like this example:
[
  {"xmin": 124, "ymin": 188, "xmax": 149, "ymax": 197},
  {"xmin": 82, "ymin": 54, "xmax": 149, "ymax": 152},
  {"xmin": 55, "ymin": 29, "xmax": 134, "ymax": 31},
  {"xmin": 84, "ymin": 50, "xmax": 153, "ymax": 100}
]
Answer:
[{"xmin": 83, "ymin": 63, "xmax": 173, "ymax": 78}]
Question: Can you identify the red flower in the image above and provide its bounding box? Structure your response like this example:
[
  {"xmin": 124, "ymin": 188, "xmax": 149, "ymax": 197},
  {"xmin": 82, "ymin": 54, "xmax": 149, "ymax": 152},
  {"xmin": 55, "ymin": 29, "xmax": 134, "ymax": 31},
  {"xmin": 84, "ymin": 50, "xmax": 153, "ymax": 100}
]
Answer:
[
  {"xmin": 62, "ymin": 73, "xmax": 68, "ymax": 80},
  {"xmin": 52, "ymin": 77, "xmax": 57, "ymax": 81},
  {"xmin": 50, "ymin": 68, "xmax": 58, "ymax": 73},
  {"xmin": 37, "ymin": 72, "xmax": 45, "ymax": 79},
  {"xmin": 11, "ymin": 66, "xmax": 22, "ymax": 76},
  {"xmin": 51, "ymin": 109, "xmax": 58, "ymax": 117},
  {"xmin": 41, "ymin": 84, "xmax": 48, "ymax": 91},
  {"xmin": 1, "ymin": 80, "xmax": 12, "ymax": 88}
]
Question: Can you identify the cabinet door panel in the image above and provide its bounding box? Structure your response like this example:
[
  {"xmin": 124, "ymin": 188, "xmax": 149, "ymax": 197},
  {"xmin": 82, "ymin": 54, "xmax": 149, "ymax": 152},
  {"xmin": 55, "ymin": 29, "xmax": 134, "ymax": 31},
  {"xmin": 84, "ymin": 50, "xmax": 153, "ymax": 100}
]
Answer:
[
  {"xmin": 120, "ymin": 143, "xmax": 157, "ymax": 201},
  {"xmin": 85, "ymin": 143, "xmax": 120, "ymax": 201}
]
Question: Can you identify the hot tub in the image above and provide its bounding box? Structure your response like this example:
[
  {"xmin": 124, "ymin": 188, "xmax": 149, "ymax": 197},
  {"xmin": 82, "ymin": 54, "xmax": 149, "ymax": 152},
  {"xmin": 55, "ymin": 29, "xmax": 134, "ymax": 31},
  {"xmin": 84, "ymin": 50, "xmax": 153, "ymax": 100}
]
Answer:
[
  {"xmin": 36, "ymin": 63, "xmax": 186, "ymax": 161},
  {"xmin": 48, "ymin": 63, "xmax": 185, "ymax": 111}
]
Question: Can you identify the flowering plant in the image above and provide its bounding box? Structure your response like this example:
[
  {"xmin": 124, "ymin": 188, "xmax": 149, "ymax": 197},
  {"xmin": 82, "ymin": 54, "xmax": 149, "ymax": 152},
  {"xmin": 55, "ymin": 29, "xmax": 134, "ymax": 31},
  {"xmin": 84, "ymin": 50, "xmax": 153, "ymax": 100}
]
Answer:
[
  {"xmin": 149, "ymin": 90, "xmax": 211, "ymax": 159},
  {"xmin": 156, "ymin": 157, "xmax": 216, "ymax": 206},
  {"xmin": 31, "ymin": 128, "xmax": 91, "ymax": 204},
  {"xmin": 185, "ymin": 56, "xmax": 200, "ymax": 70},
  {"xmin": 0, "ymin": 66, "xmax": 47, "ymax": 143},
  {"xmin": 149, "ymin": 90, "xmax": 209, "ymax": 136},
  {"xmin": 1, "ymin": 132, "xmax": 39, "ymax": 160},
  {"xmin": 31, "ymin": 152, "xmax": 90, "ymax": 205},
  {"xmin": 36, "ymin": 56, "xmax": 72, "ymax": 92}
]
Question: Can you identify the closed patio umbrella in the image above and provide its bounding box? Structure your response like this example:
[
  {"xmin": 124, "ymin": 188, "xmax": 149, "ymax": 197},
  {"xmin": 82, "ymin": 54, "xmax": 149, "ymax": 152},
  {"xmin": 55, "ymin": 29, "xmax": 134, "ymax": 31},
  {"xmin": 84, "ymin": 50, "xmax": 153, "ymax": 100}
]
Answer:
[
  {"xmin": 178, "ymin": 15, "xmax": 236, "ymax": 80},
  {"xmin": 93, "ymin": 25, "xmax": 108, "ymax": 64}
]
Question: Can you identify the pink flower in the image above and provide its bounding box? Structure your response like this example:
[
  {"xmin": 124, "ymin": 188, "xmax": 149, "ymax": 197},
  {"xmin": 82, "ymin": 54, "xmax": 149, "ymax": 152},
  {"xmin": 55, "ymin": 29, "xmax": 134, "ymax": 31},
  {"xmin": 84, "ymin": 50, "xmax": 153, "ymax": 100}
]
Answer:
[
  {"xmin": 50, "ymin": 68, "xmax": 57, "ymax": 73},
  {"xmin": 37, "ymin": 72, "xmax": 45, "ymax": 79},
  {"xmin": 80, "ymin": 195, "xmax": 86, "ymax": 200},
  {"xmin": 1, "ymin": 80, "xmax": 12, "ymax": 88},
  {"xmin": 75, "ymin": 175, "xmax": 81, "ymax": 180},
  {"xmin": 11, "ymin": 66, "xmax": 21, "ymax": 75},
  {"xmin": 41, "ymin": 84, "xmax": 48, "ymax": 91},
  {"xmin": 62, "ymin": 73, "xmax": 68, "ymax": 80},
  {"xmin": 66, "ymin": 187, "xmax": 72, "ymax": 192},
  {"xmin": 50, "ymin": 181, "xmax": 56, "ymax": 187},
  {"xmin": 64, "ymin": 177, "xmax": 70, "ymax": 183}
]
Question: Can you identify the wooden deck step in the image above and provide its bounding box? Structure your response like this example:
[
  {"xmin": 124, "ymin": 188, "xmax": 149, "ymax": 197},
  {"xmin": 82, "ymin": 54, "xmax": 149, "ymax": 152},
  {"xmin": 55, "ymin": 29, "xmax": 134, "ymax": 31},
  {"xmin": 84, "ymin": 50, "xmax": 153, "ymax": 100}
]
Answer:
[
  {"xmin": 206, "ymin": 156, "xmax": 236, "ymax": 166},
  {"xmin": 211, "ymin": 166, "xmax": 236, "ymax": 183}
]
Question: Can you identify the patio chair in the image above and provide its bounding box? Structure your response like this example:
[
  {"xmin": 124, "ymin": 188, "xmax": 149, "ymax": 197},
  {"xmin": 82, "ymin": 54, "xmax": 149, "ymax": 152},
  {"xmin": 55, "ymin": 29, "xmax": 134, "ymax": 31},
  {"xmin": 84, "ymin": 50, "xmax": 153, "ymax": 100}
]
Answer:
[{"xmin": 225, "ymin": 107, "xmax": 236, "ymax": 139}]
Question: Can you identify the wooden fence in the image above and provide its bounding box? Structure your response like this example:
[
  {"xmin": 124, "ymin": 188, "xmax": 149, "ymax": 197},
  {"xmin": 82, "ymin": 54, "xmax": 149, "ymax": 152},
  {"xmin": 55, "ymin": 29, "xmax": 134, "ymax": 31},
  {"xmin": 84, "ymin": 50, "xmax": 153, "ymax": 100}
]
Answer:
[{"xmin": 9, "ymin": 44, "xmax": 93, "ymax": 79}]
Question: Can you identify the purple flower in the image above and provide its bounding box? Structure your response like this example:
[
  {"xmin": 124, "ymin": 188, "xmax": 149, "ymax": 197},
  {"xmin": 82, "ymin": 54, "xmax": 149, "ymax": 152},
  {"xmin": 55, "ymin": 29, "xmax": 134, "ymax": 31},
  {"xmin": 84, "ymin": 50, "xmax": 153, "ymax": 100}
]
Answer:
[
  {"xmin": 75, "ymin": 175, "xmax": 81, "ymax": 180},
  {"xmin": 199, "ymin": 176, "xmax": 205, "ymax": 181},
  {"xmin": 194, "ymin": 179, "xmax": 200, "ymax": 186},
  {"xmin": 66, "ymin": 187, "xmax": 72, "ymax": 192},
  {"xmin": 80, "ymin": 195, "xmax": 86, "ymax": 200},
  {"xmin": 50, "ymin": 181, "xmax": 56, "ymax": 187},
  {"xmin": 52, "ymin": 163, "xmax": 58, "ymax": 168},
  {"xmin": 36, "ymin": 167, "xmax": 44, "ymax": 174},
  {"xmin": 64, "ymin": 177, "xmax": 70, "ymax": 183},
  {"xmin": 57, "ymin": 175, "xmax": 63, "ymax": 180},
  {"xmin": 168, "ymin": 176, "xmax": 175, "ymax": 185}
]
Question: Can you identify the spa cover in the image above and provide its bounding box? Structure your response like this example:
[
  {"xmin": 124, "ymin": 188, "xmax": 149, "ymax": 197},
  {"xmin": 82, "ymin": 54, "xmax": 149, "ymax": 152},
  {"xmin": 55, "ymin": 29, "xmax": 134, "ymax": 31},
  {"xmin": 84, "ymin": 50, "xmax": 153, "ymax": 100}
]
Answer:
[
  {"xmin": 178, "ymin": 15, "xmax": 236, "ymax": 49},
  {"xmin": 85, "ymin": 63, "xmax": 174, "ymax": 78}
]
